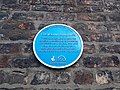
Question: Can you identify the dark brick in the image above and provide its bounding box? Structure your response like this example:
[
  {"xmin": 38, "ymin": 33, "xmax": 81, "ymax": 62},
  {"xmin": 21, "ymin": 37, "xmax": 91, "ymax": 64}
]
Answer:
[
  {"xmin": 0, "ymin": 55, "xmax": 10, "ymax": 68},
  {"xmin": 77, "ymin": 0, "xmax": 103, "ymax": 6},
  {"xmin": 0, "ymin": 43, "xmax": 21, "ymax": 54},
  {"xmin": 83, "ymin": 56, "xmax": 120, "ymax": 68},
  {"xmin": 0, "ymin": 12, "xmax": 9, "ymax": 20},
  {"xmin": 1, "ymin": 4, "xmax": 30, "ymax": 11},
  {"xmin": 77, "ymin": 14, "xmax": 106, "ymax": 21},
  {"xmin": 31, "ymin": 71, "xmax": 50, "ymax": 85},
  {"xmin": 91, "ymin": 6, "xmax": 104, "ymax": 12},
  {"xmin": 11, "ymin": 55, "xmax": 41, "ymax": 68},
  {"xmin": 11, "ymin": 13, "xmax": 28, "ymax": 20},
  {"xmin": 31, "ymin": 0, "xmax": 76, "ymax": 5},
  {"xmin": 53, "ymin": 72, "xmax": 70, "ymax": 84},
  {"xmin": 46, "ymin": 13, "xmax": 75, "ymax": 21},
  {"xmin": 65, "ymin": 6, "xmax": 104, "ymax": 13},
  {"xmin": 74, "ymin": 70, "xmax": 94, "ymax": 85},
  {"xmin": 104, "ymin": 0, "xmax": 120, "ymax": 12},
  {"xmin": 12, "ymin": 12, "xmax": 44, "ymax": 21},
  {"xmin": 2, "ymin": 0, "xmax": 17, "ymax": 5},
  {"xmin": 114, "ymin": 34, "xmax": 120, "ymax": 42},
  {"xmin": 0, "ymin": 88, "xmax": 34, "ymax": 90},
  {"xmin": 96, "ymin": 70, "xmax": 113, "ymax": 84},
  {"xmin": 63, "ymin": 6, "xmax": 91, "ymax": 13},
  {"xmin": 96, "ymin": 88, "xmax": 120, "ymax": 90},
  {"xmin": 74, "ymin": 23, "xmax": 106, "ymax": 32},
  {"xmin": 95, "ymin": 24, "xmax": 107, "ymax": 31},
  {"xmin": 0, "ymin": 34, "xmax": 5, "ymax": 40},
  {"xmin": 82, "ymin": 33, "xmax": 113, "ymax": 42},
  {"xmin": 106, "ymin": 23, "xmax": 119, "ymax": 31},
  {"xmin": 9, "ymin": 34, "xmax": 31, "ymax": 41},
  {"xmin": 19, "ymin": 0, "xmax": 31, "ymax": 4},
  {"xmin": 84, "ymin": 44, "xmax": 96, "ymax": 54},
  {"xmin": 32, "ymin": 5, "xmax": 63, "ymax": 12},
  {"xmin": 22, "ymin": 43, "xmax": 33, "ymax": 53},
  {"xmin": 2, "ymin": 23, "xmax": 18, "ymax": 30},
  {"xmin": 100, "ymin": 44, "xmax": 120, "ymax": 54},
  {"xmin": 0, "ymin": 70, "xmax": 27, "ymax": 84},
  {"xmin": 0, "ymin": 88, "xmax": 24, "ymax": 90},
  {"xmin": 109, "ymin": 13, "xmax": 120, "ymax": 21},
  {"xmin": 72, "ymin": 23, "xmax": 88, "ymax": 31},
  {"xmin": 7, "ymin": 31, "xmax": 36, "ymax": 41}
]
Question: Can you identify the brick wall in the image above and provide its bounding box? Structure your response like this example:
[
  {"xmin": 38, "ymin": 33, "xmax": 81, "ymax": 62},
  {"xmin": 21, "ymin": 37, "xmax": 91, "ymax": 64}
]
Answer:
[{"xmin": 0, "ymin": 0, "xmax": 120, "ymax": 90}]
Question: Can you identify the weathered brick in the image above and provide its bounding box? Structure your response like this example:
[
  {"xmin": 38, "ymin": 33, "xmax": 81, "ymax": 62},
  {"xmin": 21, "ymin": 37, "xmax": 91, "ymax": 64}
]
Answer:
[
  {"xmin": 46, "ymin": 13, "xmax": 75, "ymax": 21},
  {"xmin": 2, "ymin": 23, "xmax": 18, "ymax": 30},
  {"xmin": 63, "ymin": 6, "xmax": 91, "ymax": 13},
  {"xmin": 0, "ymin": 12, "xmax": 9, "ymax": 20},
  {"xmin": 53, "ymin": 72, "xmax": 70, "ymax": 84},
  {"xmin": 22, "ymin": 43, "xmax": 33, "ymax": 53},
  {"xmin": 7, "ymin": 31, "xmax": 36, "ymax": 41},
  {"xmin": 18, "ymin": 22, "xmax": 35, "ymax": 30},
  {"xmin": 74, "ymin": 70, "xmax": 94, "ymax": 85},
  {"xmin": 1, "ymin": 4, "xmax": 30, "ymax": 11},
  {"xmin": 104, "ymin": 0, "xmax": 120, "ymax": 12},
  {"xmin": 19, "ymin": 0, "xmax": 31, "ymax": 4},
  {"xmin": 114, "ymin": 34, "xmax": 120, "ymax": 42},
  {"xmin": 0, "ymin": 70, "xmax": 27, "ymax": 84},
  {"xmin": 64, "ymin": 6, "xmax": 103, "ymax": 13},
  {"xmin": 72, "ymin": 23, "xmax": 104, "ymax": 31},
  {"xmin": 96, "ymin": 88, "xmax": 120, "ymax": 90},
  {"xmin": 91, "ymin": 6, "xmax": 104, "ymax": 12},
  {"xmin": 31, "ymin": 0, "xmax": 76, "ymax": 5},
  {"xmin": 84, "ymin": 44, "xmax": 96, "ymax": 54},
  {"xmin": 32, "ymin": 5, "xmax": 63, "ymax": 12},
  {"xmin": 95, "ymin": 24, "xmax": 107, "ymax": 31},
  {"xmin": 0, "ymin": 88, "xmax": 34, "ymax": 90},
  {"xmin": 72, "ymin": 23, "xmax": 88, "ymax": 31},
  {"xmin": 77, "ymin": 0, "xmax": 103, "ymax": 6},
  {"xmin": 12, "ymin": 12, "xmax": 44, "ymax": 21},
  {"xmin": 109, "ymin": 13, "xmax": 120, "ymax": 21},
  {"xmin": 83, "ymin": 56, "xmax": 120, "ymax": 68},
  {"xmin": 96, "ymin": 70, "xmax": 113, "ymax": 84},
  {"xmin": 113, "ymin": 70, "xmax": 120, "ymax": 83},
  {"xmin": 100, "ymin": 44, "xmax": 120, "ymax": 54},
  {"xmin": 0, "ymin": 55, "xmax": 10, "ymax": 68},
  {"xmin": 0, "ymin": 88, "xmax": 25, "ymax": 90},
  {"xmin": 77, "ymin": 14, "xmax": 106, "ymax": 21},
  {"xmin": 2, "ymin": 21, "xmax": 35, "ymax": 30},
  {"xmin": 2, "ymin": 0, "xmax": 17, "ymax": 4},
  {"xmin": 106, "ymin": 23, "xmax": 119, "ymax": 31},
  {"xmin": 31, "ymin": 71, "xmax": 50, "ymax": 85},
  {"xmin": 82, "ymin": 33, "xmax": 113, "ymax": 42},
  {"xmin": 0, "ymin": 43, "xmax": 21, "ymax": 54},
  {"xmin": 11, "ymin": 55, "xmax": 41, "ymax": 68}
]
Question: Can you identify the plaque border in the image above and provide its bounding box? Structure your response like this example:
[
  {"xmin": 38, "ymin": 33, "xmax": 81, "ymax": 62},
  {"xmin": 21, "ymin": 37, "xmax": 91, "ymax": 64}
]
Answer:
[{"xmin": 33, "ymin": 24, "xmax": 83, "ymax": 69}]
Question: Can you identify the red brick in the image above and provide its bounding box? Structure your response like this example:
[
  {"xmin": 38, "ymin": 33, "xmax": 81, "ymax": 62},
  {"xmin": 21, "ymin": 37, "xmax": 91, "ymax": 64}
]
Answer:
[
  {"xmin": 74, "ymin": 70, "xmax": 94, "ymax": 84},
  {"xmin": 82, "ymin": 33, "xmax": 113, "ymax": 42},
  {"xmin": 77, "ymin": 14, "xmax": 106, "ymax": 21},
  {"xmin": 0, "ymin": 55, "xmax": 10, "ymax": 68}
]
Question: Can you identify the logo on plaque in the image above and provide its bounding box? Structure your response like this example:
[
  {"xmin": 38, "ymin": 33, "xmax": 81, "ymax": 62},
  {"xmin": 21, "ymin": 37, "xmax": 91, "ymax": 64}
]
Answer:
[{"xmin": 33, "ymin": 24, "xmax": 83, "ymax": 69}]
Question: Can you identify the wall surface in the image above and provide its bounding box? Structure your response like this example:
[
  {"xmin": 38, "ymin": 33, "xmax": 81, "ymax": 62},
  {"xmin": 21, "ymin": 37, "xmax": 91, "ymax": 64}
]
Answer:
[{"xmin": 0, "ymin": 0, "xmax": 120, "ymax": 90}]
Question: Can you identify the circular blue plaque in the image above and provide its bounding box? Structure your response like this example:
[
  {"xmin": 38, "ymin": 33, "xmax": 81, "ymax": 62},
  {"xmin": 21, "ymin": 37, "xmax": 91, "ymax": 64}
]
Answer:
[{"xmin": 33, "ymin": 24, "xmax": 83, "ymax": 69}]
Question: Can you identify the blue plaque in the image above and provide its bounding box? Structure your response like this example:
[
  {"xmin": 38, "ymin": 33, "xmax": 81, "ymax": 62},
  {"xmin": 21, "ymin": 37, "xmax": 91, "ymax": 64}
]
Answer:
[{"xmin": 33, "ymin": 24, "xmax": 83, "ymax": 69}]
